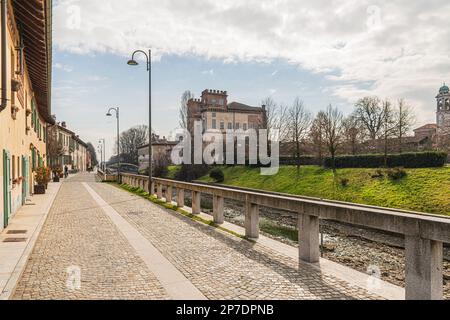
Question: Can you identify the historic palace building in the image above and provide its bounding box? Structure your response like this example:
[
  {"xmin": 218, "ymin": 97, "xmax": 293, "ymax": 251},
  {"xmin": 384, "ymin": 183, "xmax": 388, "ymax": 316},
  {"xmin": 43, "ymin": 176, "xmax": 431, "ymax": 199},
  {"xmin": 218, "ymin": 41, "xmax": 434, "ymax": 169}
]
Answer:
[{"xmin": 187, "ymin": 89, "xmax": 266, "ymax": 134}]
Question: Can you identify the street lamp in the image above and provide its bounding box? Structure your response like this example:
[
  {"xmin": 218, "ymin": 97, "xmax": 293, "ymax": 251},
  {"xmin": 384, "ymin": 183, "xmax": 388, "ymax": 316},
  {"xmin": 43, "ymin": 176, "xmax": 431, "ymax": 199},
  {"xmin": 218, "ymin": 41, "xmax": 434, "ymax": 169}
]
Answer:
[
  {"xmin": 106, "ymin": 107, "xmax": 120, "ymax": 182},
  {"xmin": 97, "ymin": 144, "xmax": 102, "ymax": 171},
  {"xmin": 127, "ymin": 49, "xmax": 152, "ymax": 192},
  {"xmin": 98, "ymin": 138, "xmax": 105, "ymax": 171}
]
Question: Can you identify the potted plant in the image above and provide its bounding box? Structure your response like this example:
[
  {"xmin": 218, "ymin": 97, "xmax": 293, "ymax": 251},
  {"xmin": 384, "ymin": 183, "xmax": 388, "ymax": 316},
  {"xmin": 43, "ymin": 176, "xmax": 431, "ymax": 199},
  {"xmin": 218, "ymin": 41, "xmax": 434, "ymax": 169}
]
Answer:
[{"xmin": 34, "ymin": 166, "xmax": 51, "ymax": 194}]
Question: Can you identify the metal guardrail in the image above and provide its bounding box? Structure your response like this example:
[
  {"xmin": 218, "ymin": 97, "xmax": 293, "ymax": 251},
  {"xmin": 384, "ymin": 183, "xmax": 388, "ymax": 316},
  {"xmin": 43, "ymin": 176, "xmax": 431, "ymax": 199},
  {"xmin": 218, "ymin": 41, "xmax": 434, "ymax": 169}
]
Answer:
[{"xmin": 120, "ymin": 172, "xmax": 449, "ymax": 300}]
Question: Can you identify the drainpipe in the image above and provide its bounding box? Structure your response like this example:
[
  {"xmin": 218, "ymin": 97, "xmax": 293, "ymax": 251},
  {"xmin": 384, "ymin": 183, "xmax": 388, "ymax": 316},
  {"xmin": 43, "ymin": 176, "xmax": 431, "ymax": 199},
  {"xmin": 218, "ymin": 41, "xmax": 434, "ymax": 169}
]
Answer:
[{"xmin": 0, "ymin": 0, "xmax": 8, "ymax": 112}]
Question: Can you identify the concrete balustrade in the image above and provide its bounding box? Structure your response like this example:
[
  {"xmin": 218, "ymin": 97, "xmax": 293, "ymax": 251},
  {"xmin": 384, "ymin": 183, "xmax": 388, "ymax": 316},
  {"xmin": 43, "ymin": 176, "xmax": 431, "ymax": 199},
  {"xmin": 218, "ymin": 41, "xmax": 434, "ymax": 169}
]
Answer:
[{"xmin": 120, "ymin": 173, "xmax": 450, "ymax": 300}]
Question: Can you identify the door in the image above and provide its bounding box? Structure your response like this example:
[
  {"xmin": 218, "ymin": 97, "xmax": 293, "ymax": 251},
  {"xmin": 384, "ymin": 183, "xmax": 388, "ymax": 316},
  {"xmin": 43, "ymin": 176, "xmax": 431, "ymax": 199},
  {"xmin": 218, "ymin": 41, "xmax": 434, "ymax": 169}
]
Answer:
[
  {"xmin": 22, "ymin": 156, "xmax": 28, "ymax": 205},
  {"xmin": 3, "ymin": 150, "xmax": 11, "ymax": 228}
]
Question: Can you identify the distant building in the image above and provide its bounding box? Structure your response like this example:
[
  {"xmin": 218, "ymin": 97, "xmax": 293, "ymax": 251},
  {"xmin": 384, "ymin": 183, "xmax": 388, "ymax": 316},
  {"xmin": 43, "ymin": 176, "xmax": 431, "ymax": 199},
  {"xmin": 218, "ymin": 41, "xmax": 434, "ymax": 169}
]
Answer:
[
  {"xmin": 187, "ymin": 89, "xmax": 266, "ymax": 134},
  {"xmin": 137, "ymin": 135, "xmax": 178, "ymax": 173},
  {"xmin": 47, "ymin": 122, "xmax": 90, "ymax": 172}
]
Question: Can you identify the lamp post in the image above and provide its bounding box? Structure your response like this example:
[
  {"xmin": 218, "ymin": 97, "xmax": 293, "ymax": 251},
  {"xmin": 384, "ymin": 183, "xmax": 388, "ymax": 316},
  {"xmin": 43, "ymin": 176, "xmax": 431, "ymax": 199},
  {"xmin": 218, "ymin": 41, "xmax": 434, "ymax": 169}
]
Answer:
[
  {"xmin": 97, "ymin": 144, "xmax": 102, "ymax": 171},
  {"xmin": 106, "ymin": 107, "xmax": 120, "ymax": 182},
  {"xmin": 127, "ymin": 49, "xmax": 152, "ymax": 192},
  {"xmin": 98, "ymin": 138, "xmax": 105, "ymax": 171}
]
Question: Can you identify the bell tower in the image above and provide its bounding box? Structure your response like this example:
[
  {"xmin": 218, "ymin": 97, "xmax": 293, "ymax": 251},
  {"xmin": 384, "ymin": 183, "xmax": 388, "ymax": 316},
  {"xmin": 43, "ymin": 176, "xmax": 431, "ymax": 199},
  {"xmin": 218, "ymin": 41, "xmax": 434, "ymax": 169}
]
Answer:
[{"xmin": 436, "ymin": 83, "xmax": 450, "ymax": 135}]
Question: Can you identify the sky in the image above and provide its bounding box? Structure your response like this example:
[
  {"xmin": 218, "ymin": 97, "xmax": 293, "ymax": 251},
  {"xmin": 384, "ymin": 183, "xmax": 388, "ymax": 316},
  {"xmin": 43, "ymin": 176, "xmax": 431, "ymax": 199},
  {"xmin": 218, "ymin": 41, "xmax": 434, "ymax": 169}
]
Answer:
[{"xmin": 51, "ymin": 0, "xmax": 450, "ymax": 160}]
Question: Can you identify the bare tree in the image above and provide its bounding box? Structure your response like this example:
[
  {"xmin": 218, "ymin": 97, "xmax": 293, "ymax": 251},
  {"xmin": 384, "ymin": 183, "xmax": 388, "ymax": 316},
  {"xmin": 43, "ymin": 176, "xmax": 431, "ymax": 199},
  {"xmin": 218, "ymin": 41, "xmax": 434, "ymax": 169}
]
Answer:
[
  {"xmin": 282, "ymin": 98, "xmax": 312, "ymax": 171},
  {"xmin": 380, "ymin": 100, "xmax": 397, "ymax": 166},
  {"xmin": 394, "ymin": 99, "xmax": 415, "ymax": 153},
  {"xmin": 342, "ymin": 114, "xmax": 363, "ymax": 155},
  {"xmin": 117, "ymin": 125, "xmax": 149, "ymax": 165},
  {"xmin": 179, "ymin": 90, "xmax": 194, "ymax": 129},
  {"xmin": 309, "ymin": 111, "xmax": 327, "ymax": 161},
  {"xmin": 354, "ymin": 96, "xmax": 385, "ymax": 143},
  {"xmin": 322, "ymin": 105, "xmax": 344, "ymax": 171},
  {"xmin": 260, "ymin": 96, "xmax": 288, "ymax": 144}
]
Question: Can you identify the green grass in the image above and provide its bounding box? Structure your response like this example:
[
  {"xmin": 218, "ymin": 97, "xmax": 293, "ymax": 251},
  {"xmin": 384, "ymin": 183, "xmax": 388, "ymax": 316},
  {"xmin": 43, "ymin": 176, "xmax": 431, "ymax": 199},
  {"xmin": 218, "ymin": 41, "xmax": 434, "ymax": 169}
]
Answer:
[
  {"xmin": 198, "ymin": 165, "xmax": 450, "ymax": 215},
  {"xmin": 166, "ymin": 166, "xmax": 180, "ymax": 179}
]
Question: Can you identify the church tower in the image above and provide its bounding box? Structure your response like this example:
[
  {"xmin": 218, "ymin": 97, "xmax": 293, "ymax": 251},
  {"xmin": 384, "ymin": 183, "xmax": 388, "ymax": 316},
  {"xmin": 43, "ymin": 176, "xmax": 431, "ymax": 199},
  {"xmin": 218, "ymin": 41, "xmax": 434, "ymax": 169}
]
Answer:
[{"xmin": 436, "ymin": 83, "xmax": 450, "ymax": 135}]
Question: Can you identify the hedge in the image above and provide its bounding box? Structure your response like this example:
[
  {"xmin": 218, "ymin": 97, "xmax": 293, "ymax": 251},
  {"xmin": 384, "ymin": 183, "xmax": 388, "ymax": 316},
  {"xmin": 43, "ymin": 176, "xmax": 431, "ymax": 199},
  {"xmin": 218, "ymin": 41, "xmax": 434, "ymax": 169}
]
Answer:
[{"xmin": 324, "ymin": 152, "xmax": 448, "ymax": 169}]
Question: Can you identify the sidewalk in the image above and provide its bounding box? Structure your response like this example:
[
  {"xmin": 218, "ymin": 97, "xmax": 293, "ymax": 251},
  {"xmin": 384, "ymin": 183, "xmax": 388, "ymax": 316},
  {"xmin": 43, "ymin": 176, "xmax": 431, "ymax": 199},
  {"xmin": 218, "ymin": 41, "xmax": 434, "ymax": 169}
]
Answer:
[{"xmin": 0, "ymin": 181, "xmax": 61, "ymax": 299}]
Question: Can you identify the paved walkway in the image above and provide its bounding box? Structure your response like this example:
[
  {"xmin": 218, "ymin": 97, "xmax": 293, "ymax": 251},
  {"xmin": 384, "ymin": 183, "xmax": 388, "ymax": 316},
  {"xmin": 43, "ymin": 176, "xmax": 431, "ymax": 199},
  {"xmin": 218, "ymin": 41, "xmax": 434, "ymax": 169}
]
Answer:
[{"xmin": 12, "ymin": 173, "xmax": 381, "ymax": 300}]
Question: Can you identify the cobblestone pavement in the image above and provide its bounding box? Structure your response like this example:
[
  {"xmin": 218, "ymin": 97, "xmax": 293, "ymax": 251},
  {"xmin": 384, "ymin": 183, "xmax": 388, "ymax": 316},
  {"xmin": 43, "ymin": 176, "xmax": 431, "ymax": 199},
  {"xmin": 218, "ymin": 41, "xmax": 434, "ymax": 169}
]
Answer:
[
  {"xmin": 88, "ymin": 177, "xmax": 381, "ymax": 300},
  {"xmin": 12, "ymin": 174, "xmax": 169, "ymax": 300}
]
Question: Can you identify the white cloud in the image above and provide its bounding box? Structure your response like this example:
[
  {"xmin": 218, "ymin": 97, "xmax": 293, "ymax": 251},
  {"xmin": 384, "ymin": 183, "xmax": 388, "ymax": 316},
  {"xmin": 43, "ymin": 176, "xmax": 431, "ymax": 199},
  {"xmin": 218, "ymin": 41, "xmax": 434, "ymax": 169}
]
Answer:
[
  {"xmin": 54, "ymin": 62, "xmax": 73, "ymax": 72},
  {"xmin": 53, "ymin": 0, "xmax": 450, "ymax": 124},
  {"xmin": 201, "ymin": 69, "xmax": 214, "ymax": 76}
]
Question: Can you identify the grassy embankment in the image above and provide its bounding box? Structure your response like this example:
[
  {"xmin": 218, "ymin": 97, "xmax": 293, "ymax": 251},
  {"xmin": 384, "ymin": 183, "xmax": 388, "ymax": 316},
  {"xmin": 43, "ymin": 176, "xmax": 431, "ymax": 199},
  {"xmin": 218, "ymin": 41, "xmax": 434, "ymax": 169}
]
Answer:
[{"xmin": 196, "ymin": 165, "xmax": 450, "ymax": 216}]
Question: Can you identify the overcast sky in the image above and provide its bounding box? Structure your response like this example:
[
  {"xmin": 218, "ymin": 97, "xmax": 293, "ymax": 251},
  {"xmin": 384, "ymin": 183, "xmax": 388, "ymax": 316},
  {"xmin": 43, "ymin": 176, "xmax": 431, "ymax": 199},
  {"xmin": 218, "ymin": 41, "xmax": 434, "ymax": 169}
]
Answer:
[{"xmin": 52, "ymin": 0, "xmax": 450, "ymax": 159}]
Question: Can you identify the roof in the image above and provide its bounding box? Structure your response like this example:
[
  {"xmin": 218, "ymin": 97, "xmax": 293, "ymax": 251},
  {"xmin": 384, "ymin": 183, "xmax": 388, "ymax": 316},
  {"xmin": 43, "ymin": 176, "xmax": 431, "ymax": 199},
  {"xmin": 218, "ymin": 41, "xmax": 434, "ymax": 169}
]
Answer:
[
  {"xmin": 414, "ymin": 124, "xmax": 437, "ymax": 131},
  {"xmin": 138, "ymin": 141, "xmax": 178, "ymax": 149},
  {"xmin": 56, "ymin": 124, "xmax": 75, "ymax": 135},
  {"xmin": 439, "ymin": 84, "xmax": 449, "ymax": 94},
  {"xmin": 227, "ymin": 102, "xmax": 263, "ymax": 113},
  {"xmin": 12, "ymin": 0, "xmax": 53, "ymax": 124}
]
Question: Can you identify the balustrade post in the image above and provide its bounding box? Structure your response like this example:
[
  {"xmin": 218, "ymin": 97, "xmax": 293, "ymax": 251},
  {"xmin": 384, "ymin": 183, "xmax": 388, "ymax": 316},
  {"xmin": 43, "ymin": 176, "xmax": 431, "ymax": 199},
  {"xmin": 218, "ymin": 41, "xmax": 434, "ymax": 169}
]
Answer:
[
  {"xmin": 157, "ymin": 183, "xmax": 163, "ymax": 199},
  {"xmin": 151, "ymin": 181, "xmax": 155, "ymax": 196},
  {"xmin": 177, "ymin": 189, "xmax": 185, "ymax": 207},
  {"xmin": 192, "ymin": 191, "xmax": 201, "ymax": 214},
  {"xmin": 245, "ymin": 200, "xmax": 259, "ymax": 239},
  {"xmin": 213, "ymin": 195, "xmax": 224, "ymax": 224},
  {"xmin": 166, "ymin": 186, "xmax": 173, "ymax": 203},
  {"xmin": 405, "ymin": 235, "xmax": 443, "ymax": 300},
  {"xmin": 298, "ymin": 209, "xmax": 320, "ymax": 264}
]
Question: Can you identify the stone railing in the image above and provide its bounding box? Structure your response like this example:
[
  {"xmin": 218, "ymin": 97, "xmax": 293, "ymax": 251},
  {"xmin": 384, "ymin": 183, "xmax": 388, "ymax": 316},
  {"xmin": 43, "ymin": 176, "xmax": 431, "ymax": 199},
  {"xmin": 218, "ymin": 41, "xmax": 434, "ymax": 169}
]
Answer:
[
  {"xmin": 97, "ymin": 169, "xmax": 117, "ymax": 182},
  {"xmin": 121, "ymin": 173, "xmax": 450, "ymax": 300}
]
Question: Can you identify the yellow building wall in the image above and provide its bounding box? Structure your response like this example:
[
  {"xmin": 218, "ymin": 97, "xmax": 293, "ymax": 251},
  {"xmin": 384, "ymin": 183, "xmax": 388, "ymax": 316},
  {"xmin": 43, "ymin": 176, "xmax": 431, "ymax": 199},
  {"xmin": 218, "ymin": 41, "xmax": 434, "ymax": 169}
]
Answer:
[{"xmin": 0, "ymin": 5, "xmax": 49, "ymax": 231}]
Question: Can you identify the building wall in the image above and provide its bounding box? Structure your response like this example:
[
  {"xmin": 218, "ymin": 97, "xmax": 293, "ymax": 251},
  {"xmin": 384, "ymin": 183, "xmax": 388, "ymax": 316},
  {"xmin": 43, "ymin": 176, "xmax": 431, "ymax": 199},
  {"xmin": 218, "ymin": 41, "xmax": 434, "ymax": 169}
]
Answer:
[
  {"xmin": 0, "ymin": 3, "xmax": 48, "ymax": 231},
  {"xmin": 204, "ymin": 111, "xmax": 260, "ymax": 131}
]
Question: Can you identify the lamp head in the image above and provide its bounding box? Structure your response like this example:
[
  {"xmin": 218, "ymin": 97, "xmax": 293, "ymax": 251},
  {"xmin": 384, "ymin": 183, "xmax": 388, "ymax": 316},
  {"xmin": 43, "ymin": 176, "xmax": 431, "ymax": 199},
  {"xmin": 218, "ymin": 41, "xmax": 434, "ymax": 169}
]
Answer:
[
  {"xmin": 127, "ymin": 59, "xmax": 138, "ymax": 66},
  {"xmin": 106, "ymin": 112, "xmax": 112, "ymax": 117}
]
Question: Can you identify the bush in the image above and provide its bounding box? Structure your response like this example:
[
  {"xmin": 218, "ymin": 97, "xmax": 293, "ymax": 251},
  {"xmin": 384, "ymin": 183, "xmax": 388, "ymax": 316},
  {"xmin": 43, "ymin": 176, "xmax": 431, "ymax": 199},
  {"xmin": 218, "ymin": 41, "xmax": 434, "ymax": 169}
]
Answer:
[
  {"xmin": 209, "ymin": 168, "xmax": 225, "ymax": 183},
  {"xmin": 279, "ymin": 156, "xmax": 323, "ymax": 166},
  {"xmin": 174, "ymin": 164, "xmax": 210, "ymax": 182},
  {"xmin": 324, "ymin": 152, "xmax": 447, "ymax": 169},
  {"xmin": 386, "ymin": 167, "xmax": 407, "ymax": 180},
  {"xmin": 339, "ymin": 178, "xmax": 349, "ymax": 187}
]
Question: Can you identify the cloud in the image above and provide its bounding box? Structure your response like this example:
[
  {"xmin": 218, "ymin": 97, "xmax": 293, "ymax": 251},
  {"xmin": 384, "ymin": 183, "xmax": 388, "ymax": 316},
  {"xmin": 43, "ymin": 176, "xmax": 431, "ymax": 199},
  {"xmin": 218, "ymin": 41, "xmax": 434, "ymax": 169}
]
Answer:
[
  {"xmin": 53, "ymin": 0, "xmax": 450, "ymax": 123},
  {"xmin": 201, "ymin": 69, "xmax": 214, "ymax": 76},
  {"xmin": 54, "ymin": 62, "xmax": 73, "ymax": 72}
]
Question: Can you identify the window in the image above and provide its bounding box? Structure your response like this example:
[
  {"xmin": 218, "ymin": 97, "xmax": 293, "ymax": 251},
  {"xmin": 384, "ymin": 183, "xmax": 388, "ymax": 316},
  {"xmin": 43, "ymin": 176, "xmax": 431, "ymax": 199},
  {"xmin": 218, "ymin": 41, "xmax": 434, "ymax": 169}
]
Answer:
[
  {"xmin": 218, "ymin": 99, "xmax": 224, "ymax": 105},
  {"xmin": 212, "ymin": 119, "xmax": 217, "ymax": 129},
  {"xmin": 243, "ymin": 123, "xmax": 247, "ymax": 131},
  {"xmin": 211, "ymin": 99, "xmax": 217, "ymax": 104},
  {"xmin": 235, "ymin": 123, "xmax": 240, "ymax": 130},
  {"xmin": 228, "ymin": 122, "xmax": 232, "ymax": 130},
  {"xmin": 12, "ymin": 155, "xmax": 16, "ymax": 179},
  {"xmin": 220, "ymin": 121, "xmax": 224, "ymax": 130},
  {"xmin": 212, "ymin": 112, "xmax": 216, "ymax": 117}
]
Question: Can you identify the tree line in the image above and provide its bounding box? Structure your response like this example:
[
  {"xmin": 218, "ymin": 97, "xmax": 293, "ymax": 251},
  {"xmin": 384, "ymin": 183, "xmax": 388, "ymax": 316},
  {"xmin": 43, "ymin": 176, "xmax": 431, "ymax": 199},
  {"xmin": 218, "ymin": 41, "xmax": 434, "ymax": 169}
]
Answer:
[{"xmin": 261, "ymin": 96, "xmax": 416, "ymax": 170}]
